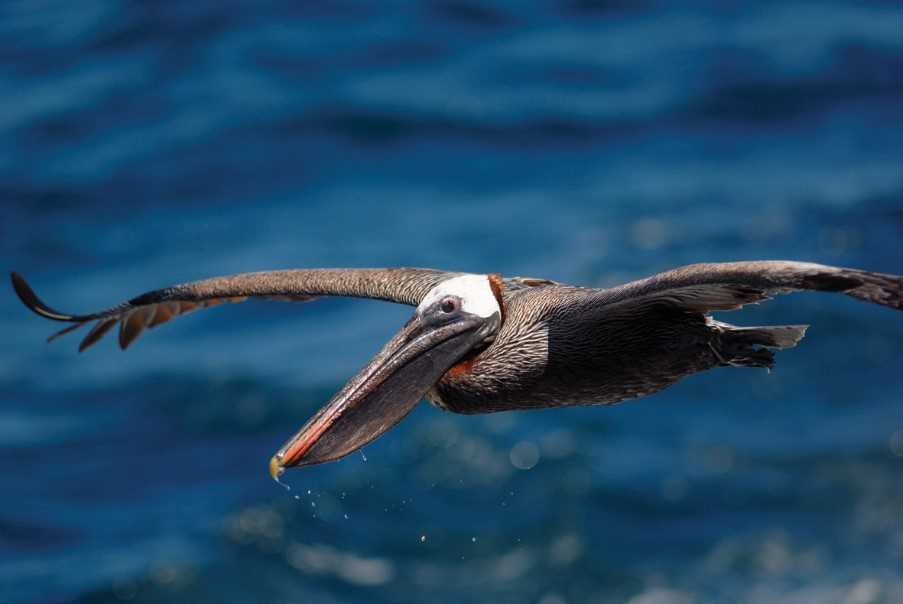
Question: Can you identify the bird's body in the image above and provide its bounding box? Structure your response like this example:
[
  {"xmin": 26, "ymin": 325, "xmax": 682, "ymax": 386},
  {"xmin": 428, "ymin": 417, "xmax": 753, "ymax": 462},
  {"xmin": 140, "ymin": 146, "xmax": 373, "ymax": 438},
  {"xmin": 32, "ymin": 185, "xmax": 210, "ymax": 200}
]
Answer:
[
  {"xmin": 11, "ymin": 260, "xmax": 902, "ymax": 475},
  {"xmin": 431, "ymin": 262, "xmax": 895, "ymax": 413},
  {"xmin": 429, "ymin": 284, "xmax": 721, "ymax": 413}
]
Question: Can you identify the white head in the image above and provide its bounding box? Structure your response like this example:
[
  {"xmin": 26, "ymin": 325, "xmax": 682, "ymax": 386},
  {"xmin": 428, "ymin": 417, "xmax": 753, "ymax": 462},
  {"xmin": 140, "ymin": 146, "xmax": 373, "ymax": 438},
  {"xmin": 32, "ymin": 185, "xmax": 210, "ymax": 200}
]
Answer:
[{"xmin": 417, "ymin": 274, "xmax": 501, "ymax": 319}]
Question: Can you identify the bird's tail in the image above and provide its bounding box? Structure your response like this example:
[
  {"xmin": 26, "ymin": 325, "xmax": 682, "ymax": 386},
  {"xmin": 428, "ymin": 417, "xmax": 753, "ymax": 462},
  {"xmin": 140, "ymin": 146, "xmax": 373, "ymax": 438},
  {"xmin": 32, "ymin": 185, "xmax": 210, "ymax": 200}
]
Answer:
[{"xmin": 710, "ymin": 321, "xmax": 809, "ymax": 370}]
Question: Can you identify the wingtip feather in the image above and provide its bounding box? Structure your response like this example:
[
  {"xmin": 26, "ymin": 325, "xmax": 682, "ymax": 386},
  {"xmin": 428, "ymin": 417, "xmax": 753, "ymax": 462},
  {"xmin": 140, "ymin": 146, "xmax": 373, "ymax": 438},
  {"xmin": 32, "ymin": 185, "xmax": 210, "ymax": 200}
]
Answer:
[
  {"xmin": 47, "ymin": 322, "xmax": 87, "ymax": 343},
  {"xmin": 11, "ymin": 271, "xmax": 38, "ymax": 313},
  {"xmin": 10, "ymin": 271, "xmax": 78, "ymax": 321},
  {"xmin": 79, "ymin": 318, "xmax": 117, "ymax": 352}
]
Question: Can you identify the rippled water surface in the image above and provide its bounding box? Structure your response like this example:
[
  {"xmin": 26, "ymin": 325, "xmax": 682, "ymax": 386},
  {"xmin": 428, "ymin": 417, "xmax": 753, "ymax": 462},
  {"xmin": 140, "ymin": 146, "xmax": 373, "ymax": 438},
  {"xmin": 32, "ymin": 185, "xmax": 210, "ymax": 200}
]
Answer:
[{"xmin": 3, "ymin": 2, "xmax": 903, "ymax": 603}]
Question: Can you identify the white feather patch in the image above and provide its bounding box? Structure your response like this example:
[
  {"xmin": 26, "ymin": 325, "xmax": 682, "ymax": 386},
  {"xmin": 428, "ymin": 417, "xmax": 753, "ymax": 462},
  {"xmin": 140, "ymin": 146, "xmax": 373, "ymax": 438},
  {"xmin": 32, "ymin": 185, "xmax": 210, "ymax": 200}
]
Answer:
[{"xmin": 419, "ymin": 274, "xmax": 500, "ymax": 318}]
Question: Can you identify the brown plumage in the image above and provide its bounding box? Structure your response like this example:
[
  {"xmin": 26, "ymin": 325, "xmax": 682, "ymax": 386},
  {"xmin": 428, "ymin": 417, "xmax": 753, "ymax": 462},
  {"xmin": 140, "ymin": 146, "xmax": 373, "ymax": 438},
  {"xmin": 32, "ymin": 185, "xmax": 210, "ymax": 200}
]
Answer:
[
  {"xmin": 11, "ymin": 260, "xmax": 902, "ymax": 471},
  {"xmin": 430, "ymin": 261, "xmax": 902, "ymax": 413},
  {"xmin": 11, "ymin": 268, "xmax": 452, "ymax": 351}
]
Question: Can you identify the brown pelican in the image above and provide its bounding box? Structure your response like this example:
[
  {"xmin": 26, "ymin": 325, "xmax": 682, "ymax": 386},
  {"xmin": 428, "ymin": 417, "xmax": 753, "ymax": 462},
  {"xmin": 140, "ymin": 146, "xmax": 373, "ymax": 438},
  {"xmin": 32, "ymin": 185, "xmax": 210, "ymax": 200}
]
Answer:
[{"xmin": 10, "ymin": 261, "xmax": 902, "ymax": 480}]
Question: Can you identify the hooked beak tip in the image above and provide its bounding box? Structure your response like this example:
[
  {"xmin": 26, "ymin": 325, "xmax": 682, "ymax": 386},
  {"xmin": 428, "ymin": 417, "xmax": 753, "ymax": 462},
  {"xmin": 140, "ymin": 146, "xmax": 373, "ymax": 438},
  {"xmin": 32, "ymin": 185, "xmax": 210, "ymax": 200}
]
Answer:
[{"xmin": 269, "ymin": 454, "xmax": 285, "ymax": 483}]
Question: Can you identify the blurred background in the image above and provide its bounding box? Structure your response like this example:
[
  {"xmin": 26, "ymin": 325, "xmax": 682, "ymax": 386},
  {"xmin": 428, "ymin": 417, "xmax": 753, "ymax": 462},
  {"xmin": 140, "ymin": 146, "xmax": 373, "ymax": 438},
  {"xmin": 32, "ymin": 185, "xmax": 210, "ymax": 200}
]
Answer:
[{"xmin": 2, "ymin": 1, "xmax": 903, "ymax": 603}]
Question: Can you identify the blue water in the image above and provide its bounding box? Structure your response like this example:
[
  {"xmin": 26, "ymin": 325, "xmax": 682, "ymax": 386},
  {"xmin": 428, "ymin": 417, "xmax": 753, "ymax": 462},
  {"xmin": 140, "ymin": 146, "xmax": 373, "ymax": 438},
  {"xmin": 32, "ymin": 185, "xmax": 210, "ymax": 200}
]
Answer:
[{"xmin": 3, "ymin": 1, "xmax": 903, "ymax": 603}]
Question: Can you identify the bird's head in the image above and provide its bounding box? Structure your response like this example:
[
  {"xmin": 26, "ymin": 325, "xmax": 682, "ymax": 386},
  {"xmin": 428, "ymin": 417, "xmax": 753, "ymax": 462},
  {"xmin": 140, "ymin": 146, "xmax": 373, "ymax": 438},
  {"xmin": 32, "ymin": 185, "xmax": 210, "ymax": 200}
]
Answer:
[{"xmin": 270, "ymin": 274, "xmax": 503, "ymax": 478}]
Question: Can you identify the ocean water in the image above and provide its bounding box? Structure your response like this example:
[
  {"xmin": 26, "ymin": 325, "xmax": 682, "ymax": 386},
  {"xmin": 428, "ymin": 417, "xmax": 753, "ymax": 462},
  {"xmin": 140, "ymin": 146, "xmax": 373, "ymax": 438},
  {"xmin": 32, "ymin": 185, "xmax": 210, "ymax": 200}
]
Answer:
[{"xmin": 2, "ymin": 1, "xmax": 903, "ymax": 603}]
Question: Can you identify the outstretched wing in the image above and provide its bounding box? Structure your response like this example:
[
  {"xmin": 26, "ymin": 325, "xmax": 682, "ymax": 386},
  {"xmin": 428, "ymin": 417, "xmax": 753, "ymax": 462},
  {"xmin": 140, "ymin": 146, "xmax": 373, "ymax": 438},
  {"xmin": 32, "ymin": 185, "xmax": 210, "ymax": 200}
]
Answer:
[
  {"xmin": 600, "ymin": 260, "xmax": 902, "ymax": 312},
  {"xmin": 11, "ymin": 268, "xmax": 453, "ymax": 352}
]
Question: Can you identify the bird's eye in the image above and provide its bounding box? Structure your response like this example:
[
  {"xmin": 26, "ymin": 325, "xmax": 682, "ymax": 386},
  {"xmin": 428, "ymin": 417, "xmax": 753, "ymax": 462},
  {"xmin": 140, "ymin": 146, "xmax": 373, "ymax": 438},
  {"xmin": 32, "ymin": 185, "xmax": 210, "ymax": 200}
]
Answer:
[{"xmin": 440, "ymin": 297, "xmax": 458, "ymax": 313}]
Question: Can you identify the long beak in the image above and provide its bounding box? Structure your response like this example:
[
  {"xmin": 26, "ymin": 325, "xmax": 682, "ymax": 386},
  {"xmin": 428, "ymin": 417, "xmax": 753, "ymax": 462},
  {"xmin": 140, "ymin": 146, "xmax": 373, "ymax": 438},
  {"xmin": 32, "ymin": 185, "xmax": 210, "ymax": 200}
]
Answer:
[{"xmin": 270, "ymin": 312, "xmax": 487, "ymax": 479}]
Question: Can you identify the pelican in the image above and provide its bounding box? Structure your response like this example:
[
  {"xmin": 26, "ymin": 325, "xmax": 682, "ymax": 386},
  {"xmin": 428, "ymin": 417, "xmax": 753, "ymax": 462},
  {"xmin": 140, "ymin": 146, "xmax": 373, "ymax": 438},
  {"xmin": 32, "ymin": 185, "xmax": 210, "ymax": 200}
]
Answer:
[{"xmin": 10, "ymin": 261, "xmax": 902, "ymax": 480}]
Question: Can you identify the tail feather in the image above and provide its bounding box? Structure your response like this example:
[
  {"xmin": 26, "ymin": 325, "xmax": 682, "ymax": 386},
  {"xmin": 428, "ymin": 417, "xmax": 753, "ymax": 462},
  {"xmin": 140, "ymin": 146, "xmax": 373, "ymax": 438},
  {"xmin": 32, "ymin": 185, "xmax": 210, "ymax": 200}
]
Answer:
[
  {"xmin": 726, "ymin": 324, "xmax": 809, "ymax": 349},
  {"xmin": 712, "ymin": 322, "xmax": 809, "ymax": 370}
]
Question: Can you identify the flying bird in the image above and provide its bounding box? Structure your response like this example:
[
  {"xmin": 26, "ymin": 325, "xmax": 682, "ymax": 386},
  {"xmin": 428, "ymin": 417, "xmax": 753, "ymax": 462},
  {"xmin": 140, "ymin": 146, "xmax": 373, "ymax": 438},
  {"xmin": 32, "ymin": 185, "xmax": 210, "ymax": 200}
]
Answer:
[{"xmin": 10, "ymin": 261, "xmax": 902, "ymax": 480}]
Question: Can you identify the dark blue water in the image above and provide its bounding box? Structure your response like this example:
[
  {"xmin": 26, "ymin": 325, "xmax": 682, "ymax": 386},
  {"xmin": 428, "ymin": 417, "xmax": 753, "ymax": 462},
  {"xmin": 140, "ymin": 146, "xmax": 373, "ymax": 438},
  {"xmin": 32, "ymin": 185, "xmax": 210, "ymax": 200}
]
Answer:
[{"xmin": 3, "ymin": 2, "xmax": 903, "ymax": 603}]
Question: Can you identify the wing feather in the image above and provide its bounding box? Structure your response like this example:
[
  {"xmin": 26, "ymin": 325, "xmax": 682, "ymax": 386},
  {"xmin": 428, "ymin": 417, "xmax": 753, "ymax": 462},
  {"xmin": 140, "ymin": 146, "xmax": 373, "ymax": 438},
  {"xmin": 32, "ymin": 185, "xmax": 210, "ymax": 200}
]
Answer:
[
  {"xmin": 12, "ymin": 268, "xmax": 453, "ymax": 351},
  {"xmin": 80, "ymin": 318, "xmax": 118, "ymax": 352},
  {"xmin": 600, "ymin": 261, "xmax": 902, "ymax": 312}
]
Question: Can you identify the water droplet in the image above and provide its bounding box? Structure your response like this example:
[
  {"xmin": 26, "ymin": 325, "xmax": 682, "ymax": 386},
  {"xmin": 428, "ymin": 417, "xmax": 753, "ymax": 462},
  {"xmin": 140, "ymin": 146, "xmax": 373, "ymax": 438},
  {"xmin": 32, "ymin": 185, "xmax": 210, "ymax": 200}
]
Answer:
[
  {"xmin": 360, "ymin": 451, "xmax": 368, "ymax": 462},
  {"xmin": 420, "ymin": 535, "xmax": 427, "ymax": 543},
  {"xmin": 471, "ymin": 537, "xmax": 477, "ymax": 543},
  {"xmin": 293, "ymin": 495, "xmax": 300, "ymax": 500},
  {"xmin": 344, "ymin": 513, "xmax": 349, "ymax": 520},
  {"xmin": 311, "ymin": 501, "xmax": 316, "ymax": 508}
]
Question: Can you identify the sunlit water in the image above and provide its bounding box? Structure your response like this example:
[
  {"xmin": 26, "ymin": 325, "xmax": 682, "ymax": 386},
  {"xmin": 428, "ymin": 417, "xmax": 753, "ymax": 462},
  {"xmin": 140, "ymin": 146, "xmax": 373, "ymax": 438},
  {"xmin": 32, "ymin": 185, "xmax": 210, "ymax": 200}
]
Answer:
[{"xmin": 3, "ymin": 1, "xmax": 903, "ymax": 603}]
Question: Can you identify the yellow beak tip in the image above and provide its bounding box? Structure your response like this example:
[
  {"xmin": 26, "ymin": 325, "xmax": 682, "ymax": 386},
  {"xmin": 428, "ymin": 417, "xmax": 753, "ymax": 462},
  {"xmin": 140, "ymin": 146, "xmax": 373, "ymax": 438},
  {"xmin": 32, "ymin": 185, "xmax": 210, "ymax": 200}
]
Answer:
[{"xmin": 269, "ymin": 454, "xmax": 285, "ymax": 482}]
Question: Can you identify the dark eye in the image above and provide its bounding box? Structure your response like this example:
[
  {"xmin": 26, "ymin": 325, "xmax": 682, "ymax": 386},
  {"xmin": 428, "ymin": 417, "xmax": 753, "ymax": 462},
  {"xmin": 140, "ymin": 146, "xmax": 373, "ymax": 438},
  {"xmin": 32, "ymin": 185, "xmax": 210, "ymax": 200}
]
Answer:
[{"xmin": 440, "ymin": 297, "xmax": 458, "ymax": 313}]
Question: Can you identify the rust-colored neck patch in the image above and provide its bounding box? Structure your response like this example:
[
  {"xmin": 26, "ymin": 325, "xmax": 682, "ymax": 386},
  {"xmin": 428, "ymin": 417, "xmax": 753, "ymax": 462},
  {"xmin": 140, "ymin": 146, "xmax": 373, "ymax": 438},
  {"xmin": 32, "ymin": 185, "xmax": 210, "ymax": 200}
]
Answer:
[{"xmin": 445, "ymin": 355, "xmax": 477, "ymax": 379}]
